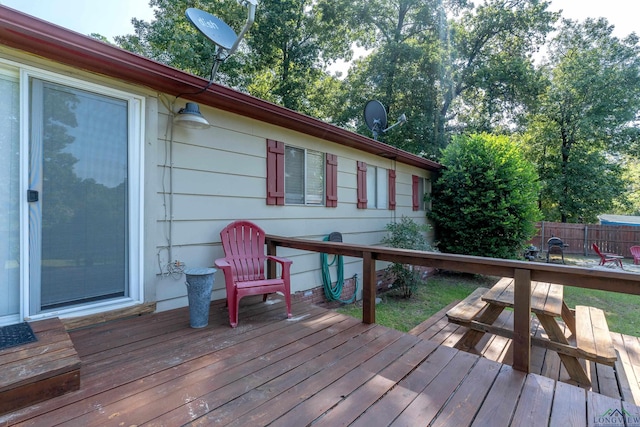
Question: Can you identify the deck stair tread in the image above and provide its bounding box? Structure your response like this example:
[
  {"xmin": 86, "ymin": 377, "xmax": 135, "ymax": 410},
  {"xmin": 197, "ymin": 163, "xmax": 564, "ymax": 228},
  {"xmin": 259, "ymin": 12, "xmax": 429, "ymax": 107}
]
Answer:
[{"xmin": 0, "ymin": 318, "xmax": 80, "ymax": 415}]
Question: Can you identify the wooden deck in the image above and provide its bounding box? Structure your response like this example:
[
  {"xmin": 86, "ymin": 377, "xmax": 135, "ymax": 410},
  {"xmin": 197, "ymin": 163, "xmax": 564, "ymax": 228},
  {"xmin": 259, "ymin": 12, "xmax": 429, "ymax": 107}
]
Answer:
[
  {"xmin": 2, "ymin": 297, "xmax": 640, "ymax": 426},
  {"xmin": 413, "ymin": 302, "xmax": 640, "ymax": 406}
]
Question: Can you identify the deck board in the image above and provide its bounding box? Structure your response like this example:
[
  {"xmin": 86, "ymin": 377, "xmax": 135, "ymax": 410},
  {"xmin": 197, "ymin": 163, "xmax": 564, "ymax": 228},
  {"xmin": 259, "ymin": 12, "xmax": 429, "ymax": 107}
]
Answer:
[
  {"xmin": 550, "ymin": 381, "xmax": 587, "ymax": 427},
  {"xmin": 2, "ymin": 297, "xmax": 640, "ymax": 426},
  {"xmin": 389, "ymin": 350, "xmax": 480, "ymax": 426},
  {"xmin": 471, "ymin": 365, "xmax": 527, "ymax": 427},
  {"xmin": 157, "ymin": 322, "xmax": 398, "ymax": 426},
  {"xmin": 612, "ymin": 333, "xmax": 640, "ymax": 402},
  {"xmin": 431, "ymin": 357, "xmax": 502, "ymax": 427},
  {"xmin": 350, "ymin": 344, "xmax": 459, "ymax": 427},
  {"xmin": 588, "ymin": 391, "xmax": 624, "ymax": 427},
  {"xmin": 510, "ymin": 374, "xmax": 555, "ymax": 427}
]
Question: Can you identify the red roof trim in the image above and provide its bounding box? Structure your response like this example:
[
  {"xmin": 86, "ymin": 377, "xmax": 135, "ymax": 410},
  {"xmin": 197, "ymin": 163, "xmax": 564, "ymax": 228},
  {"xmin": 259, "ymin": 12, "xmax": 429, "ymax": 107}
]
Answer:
[{"xmin": 0, "ymin": 5, "xmax": 441, "ymax": 171}]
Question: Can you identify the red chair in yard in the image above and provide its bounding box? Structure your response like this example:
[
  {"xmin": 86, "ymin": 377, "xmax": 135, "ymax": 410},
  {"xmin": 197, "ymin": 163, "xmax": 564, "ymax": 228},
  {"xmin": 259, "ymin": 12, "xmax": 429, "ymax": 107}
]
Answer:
[
  {"xmin": 592, "ymin": 243, "xmax": 624, "ymax": 269},
  {"xmin": 631, "ymin": 245, "xmax": 640, "ymax": 265},
  {"xmin": 215, "ymin": 220, "xmax": 292, "ymax": 328}
]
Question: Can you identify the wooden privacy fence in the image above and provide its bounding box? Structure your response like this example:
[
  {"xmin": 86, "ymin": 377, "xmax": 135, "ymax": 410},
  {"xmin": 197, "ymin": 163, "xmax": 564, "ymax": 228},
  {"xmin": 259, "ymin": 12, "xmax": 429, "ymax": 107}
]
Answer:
[
  {"xmin": 265, "ymin": 234, "xmax": 640, "ymax": 377},
  {"xmin": 528, "ymin": 221, "xmax": 640, "ymax": 258}
]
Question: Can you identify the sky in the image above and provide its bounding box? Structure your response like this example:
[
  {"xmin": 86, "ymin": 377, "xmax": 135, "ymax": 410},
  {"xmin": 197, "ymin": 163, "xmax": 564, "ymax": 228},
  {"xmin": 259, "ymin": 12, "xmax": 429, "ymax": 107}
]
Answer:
[
  {"xmin": 0, "ymin": 0, "xmax": 636, "ymax": 44},
  {"xmin": 0, "ymin": 0, "xmax": 156, "ymax": 40},
  {"xmin": 550, "ymin": 0, "xmax": 636, "ymax": 38}
]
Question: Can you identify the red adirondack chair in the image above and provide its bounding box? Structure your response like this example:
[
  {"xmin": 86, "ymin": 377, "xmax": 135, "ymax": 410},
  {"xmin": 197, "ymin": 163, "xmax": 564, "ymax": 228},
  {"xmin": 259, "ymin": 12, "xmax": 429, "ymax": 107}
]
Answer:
[
  {"xmin": 215, "ymin": 220, "xmax": 292, "ymax": 328},
  {"xmin": 592, "ymin": 243, "xmax": 624, "ymax": 269},
  {"xmin": 630, "ymin": 245, "xmax": 640, "ymax": 265}
]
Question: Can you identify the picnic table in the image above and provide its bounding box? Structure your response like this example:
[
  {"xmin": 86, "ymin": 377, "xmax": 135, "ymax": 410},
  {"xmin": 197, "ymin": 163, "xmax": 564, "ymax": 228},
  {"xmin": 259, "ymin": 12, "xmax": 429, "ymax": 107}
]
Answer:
[{"xmin": 446, "ymin": 277, "xmax": 617, "ymax": 387}]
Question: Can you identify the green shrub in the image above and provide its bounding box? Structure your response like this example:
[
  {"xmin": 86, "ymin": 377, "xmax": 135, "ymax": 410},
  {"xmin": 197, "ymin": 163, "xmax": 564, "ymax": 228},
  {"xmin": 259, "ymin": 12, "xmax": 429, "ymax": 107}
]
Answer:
[
  {"xmin": 429, "ymin": 133, "xmax": 541, "ymax": 259},
  {"xmin": 381, "ymin": 216, "xmax": 434, "ymax": 298}
]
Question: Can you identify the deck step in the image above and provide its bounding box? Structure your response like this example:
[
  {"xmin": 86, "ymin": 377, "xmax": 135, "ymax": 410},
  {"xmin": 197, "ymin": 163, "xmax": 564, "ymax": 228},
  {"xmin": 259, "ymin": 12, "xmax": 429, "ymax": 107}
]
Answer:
[
  {"xmin": 575, "ymin": 305, "xmax": 617, "ymax": 366},
  {"xmin": 446, "ymin": 287, "xmax": 490, "ymax": 323},
  {"xmin": 0, "ymin": 318, "xmax": 80, "ymax": 415}
]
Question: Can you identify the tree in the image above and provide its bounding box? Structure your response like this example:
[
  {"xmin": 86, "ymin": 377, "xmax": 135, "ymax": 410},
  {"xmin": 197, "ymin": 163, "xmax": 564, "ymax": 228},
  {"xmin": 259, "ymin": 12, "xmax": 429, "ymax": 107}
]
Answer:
[
  {"xmin": 619, "ymin": 156, "xmax": 640, "ymax": 215},
  {"xmin": 523, "ymin": 18, "xmax": 640, "ymax": 222},
  {"xmin": 441, "ymin": 0, "xmax": 557, "ymax": 141},
  {"xmin": 115, "ymin": 0, "xmax": 227, "ymax": 82},
  {"xmin": 429, "ymin": 133, "xmax": 541, "ymax": 258},
  {"xmin": 337, "ymin": 0, "xmax": 557, "ymax": 157},
  {"xmin": 244, "ymin": 0, "xmax": 355, "ymax": 113},
  {"xmin": 114, "ymin": 0, "xmax": 353, "ymax": 117},
  {"xmin": 336, "ymin": 0, "xmax": 460, "ymax": 155}
]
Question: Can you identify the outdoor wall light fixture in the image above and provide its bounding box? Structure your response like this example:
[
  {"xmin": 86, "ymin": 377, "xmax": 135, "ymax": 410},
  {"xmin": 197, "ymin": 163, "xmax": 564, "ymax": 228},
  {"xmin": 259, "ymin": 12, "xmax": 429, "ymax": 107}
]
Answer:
[{"xmin": 174, "ymin": 102, "xmax": 210, "ymax": 129}]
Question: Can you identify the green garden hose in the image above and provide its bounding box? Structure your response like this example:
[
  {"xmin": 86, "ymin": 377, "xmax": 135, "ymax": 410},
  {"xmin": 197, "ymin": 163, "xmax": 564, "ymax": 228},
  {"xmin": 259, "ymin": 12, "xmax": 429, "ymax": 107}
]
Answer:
[{"xmin": 321, "ymin": 232, "xmax": 358, "ymax": 303}]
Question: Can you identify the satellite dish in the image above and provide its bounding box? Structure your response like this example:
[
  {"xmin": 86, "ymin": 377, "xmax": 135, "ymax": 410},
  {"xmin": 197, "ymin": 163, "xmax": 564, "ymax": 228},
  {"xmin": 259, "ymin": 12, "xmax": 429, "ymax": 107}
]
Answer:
[
  {"xmin": 174, "ymin": 2, "xmax": 258, "ymax": 128},
  {"xmin": 364, "ymin": 100, "xmax": 388, "ymax": 140},
  {"xmin": 184, "ymin": 2, "xmax": 257, "ymax": 83},
  {"xmin": 364, "ymin": 100, "xmax": 406, "ymax": 140},
  {"xmin": 186, "ymin": 8, "xmax": 238, "ymax": 51}
]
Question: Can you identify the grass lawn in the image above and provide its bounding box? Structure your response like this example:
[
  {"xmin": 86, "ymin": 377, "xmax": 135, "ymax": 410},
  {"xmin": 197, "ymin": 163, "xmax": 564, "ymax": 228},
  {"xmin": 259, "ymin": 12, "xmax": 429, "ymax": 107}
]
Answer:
[
  {"xmin": 336, "ymin": 272, "xmax": 501, "ymax": 333},
  {"xmin": 563, "ymin": 286, "xmax": 640, "ymax": 337},
  {"xmin": 335, "ymin": 256, "xmax": 640, "ymax": 336}
]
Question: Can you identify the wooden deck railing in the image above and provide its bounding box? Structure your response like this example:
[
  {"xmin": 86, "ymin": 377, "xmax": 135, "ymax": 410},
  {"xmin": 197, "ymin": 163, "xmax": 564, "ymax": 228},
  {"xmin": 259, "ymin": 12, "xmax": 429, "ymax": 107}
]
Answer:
[{"xmin": 266, "ymin": 234, "xmax": 640, "ymax": 374}]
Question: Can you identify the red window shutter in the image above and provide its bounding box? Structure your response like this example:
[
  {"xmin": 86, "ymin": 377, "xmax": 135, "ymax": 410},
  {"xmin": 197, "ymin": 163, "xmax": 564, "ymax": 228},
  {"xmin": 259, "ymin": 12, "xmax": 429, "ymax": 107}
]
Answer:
[
  {"xmin": 412, "ymin": 174, "xmax": 419, "ymax": 211},
  {"xmin": 357, "ymin": 161, "xmax": 367, "ymax": 209},
  {"xmin": 388, "ymin": 169, "xmax": 396, "ymax": 210},
  {"xmin": 326, "ymin": 153, "xmax": 338, "ymax": 207},
  {"xmin": 266, "ymin": 139, "xmax": 285, "ymax": 205}
]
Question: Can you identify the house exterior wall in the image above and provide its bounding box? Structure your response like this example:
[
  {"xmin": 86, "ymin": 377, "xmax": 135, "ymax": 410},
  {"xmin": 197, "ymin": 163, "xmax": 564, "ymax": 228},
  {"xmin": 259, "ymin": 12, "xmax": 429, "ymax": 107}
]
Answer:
[
  {"xmin": 153, "ymin": 103, "xmax": 435, "ymax": 311},
  {"xmin": 0, "ymin": 42, "xmax": 435, "ymax": 319}
]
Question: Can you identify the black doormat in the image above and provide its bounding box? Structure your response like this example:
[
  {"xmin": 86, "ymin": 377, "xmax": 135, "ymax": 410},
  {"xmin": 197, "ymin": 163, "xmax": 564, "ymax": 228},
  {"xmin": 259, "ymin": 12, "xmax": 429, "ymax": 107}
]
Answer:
[{"xmin": 0, "ymin": 322, "xmax": 37, "ymax": 351}]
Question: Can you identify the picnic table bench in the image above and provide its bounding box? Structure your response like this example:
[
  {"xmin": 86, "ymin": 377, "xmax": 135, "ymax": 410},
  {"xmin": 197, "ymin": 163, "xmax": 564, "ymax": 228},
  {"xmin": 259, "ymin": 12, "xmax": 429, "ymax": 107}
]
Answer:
[{"xmin": 446, "ymin": 278, "xmax": 616, "ymax": 386}]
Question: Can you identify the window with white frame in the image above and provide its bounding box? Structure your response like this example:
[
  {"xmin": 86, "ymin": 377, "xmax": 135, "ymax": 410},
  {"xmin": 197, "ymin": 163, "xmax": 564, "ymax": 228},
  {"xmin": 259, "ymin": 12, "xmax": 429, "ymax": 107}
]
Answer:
[
  {"xmin": 416, "ymin": 176, "xmax": 431, "ymax": 211},
  {"xmin": 424, "ymin": 178, "xmax": 432, "ymax": 210},
  {"xmin": 366, "ymin": 165, "xmax": 388, "ymax": 209},
  {"xmin": 417, "ymin": 176, "xmax": 425, "ymax": 210},
  {"xmin": 284, "ymin": 145, "xmax": 324, "ymax": 205}
]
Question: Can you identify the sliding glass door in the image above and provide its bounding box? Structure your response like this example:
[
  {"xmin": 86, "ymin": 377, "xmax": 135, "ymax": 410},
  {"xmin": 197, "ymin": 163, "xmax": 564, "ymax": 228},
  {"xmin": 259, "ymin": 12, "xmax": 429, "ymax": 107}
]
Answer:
[
  {"xmin": 0, "ymin": 60, "xmax": 143, "ymax": 324},
  {"xmin": 29, "ymin": 78, "xmax": 130, "ymax": 313}
]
